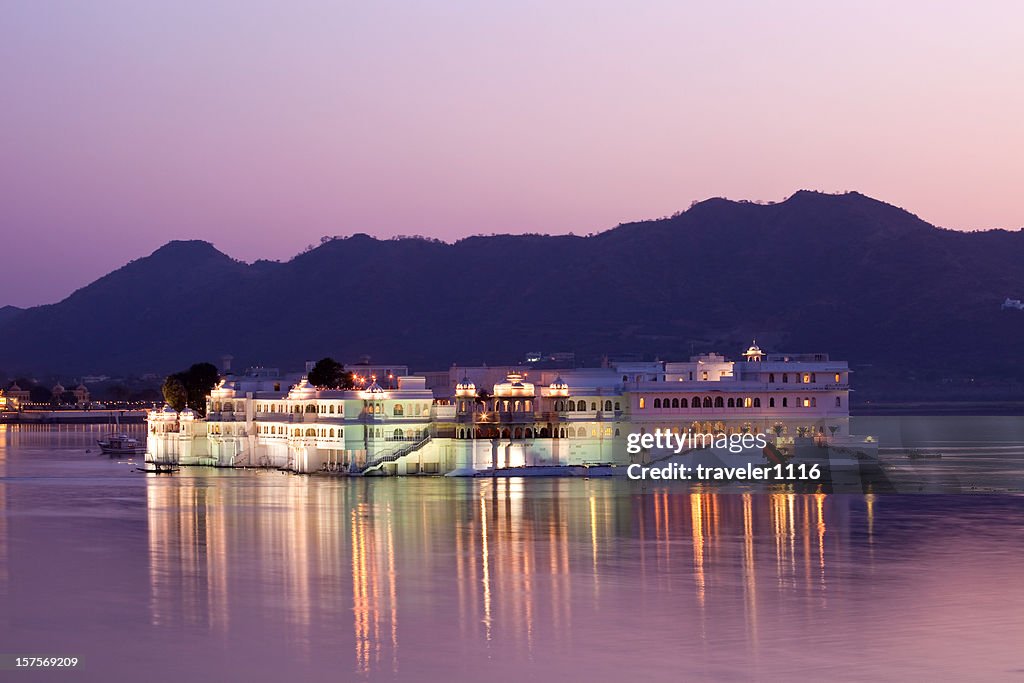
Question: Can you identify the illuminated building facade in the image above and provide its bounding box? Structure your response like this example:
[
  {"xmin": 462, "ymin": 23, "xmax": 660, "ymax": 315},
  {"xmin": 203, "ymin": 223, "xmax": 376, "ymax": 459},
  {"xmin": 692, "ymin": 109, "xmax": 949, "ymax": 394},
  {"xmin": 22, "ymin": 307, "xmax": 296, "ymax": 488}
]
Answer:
[{"xmin": 147, "ymin": 343, "xmax": 853, "ymax": 475}]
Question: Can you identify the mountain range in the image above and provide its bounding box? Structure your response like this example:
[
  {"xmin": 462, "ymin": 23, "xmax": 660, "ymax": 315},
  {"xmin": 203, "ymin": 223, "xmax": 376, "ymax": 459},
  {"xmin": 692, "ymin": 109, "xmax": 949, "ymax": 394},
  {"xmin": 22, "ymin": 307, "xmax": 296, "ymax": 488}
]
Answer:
[{"xmin": 1, "ymin": 190, "xmax": 1022, "ymax": 398}]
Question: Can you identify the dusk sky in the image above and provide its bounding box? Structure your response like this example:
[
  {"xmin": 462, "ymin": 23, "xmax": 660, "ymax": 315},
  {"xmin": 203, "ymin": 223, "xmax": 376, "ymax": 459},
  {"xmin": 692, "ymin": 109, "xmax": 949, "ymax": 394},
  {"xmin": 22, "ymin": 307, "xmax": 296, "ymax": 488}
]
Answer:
[{"xmin": 2, "ymin": 1, "xmax": 1022, "ymax": 307}]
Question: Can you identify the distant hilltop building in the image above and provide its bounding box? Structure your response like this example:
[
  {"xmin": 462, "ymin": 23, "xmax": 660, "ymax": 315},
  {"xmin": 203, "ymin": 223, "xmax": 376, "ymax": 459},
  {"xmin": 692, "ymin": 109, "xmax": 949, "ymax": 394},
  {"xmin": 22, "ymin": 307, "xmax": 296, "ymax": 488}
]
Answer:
[
  {"xmin": 1001, "ymin": 298, "xmax": 1024, "ymax": 310},
  {"xmin": 5, "ymin": 382, "xmax": 29, "ymax": 404},
  {"xmin": 148, "ymin": 343, "xmax": 856, "ymax": 476}
]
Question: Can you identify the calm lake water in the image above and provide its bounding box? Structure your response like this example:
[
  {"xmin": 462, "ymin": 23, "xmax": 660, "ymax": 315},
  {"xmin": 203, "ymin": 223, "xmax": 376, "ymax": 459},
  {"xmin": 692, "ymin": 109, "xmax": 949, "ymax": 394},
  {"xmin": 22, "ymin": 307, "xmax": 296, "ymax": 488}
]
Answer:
[{"xmin": 1, "ymin": 422, "xmax": 1023, "ymax": 681}]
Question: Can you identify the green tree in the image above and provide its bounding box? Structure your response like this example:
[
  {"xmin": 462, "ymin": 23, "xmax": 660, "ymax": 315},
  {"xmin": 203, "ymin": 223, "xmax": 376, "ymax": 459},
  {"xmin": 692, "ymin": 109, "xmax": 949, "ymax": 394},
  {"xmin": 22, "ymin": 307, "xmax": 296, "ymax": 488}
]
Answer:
[
  {"xmin": 168, "ymin": 362, "xmax": 220, "ymax": 416},
  {"xmin": 308, "ymin": 357, "xmax": 355, "ymax": 389},
  {"xmin": 162, "ymin": 376, "xmax": 187, "ymax": 412}
]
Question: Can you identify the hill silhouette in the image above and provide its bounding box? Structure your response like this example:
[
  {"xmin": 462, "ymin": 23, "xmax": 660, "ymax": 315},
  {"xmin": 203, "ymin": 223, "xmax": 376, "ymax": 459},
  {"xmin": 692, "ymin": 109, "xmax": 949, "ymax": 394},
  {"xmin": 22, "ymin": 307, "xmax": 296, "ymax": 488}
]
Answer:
[{"xmin": 1, "ymin": 191, "xmax": 1022, "ymax": 399}]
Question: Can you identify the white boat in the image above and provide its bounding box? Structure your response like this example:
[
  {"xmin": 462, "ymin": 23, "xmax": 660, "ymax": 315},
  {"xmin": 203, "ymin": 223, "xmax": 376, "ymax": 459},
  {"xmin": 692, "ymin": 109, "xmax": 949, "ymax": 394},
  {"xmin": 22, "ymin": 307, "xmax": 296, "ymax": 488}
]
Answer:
[{"xmin": 97, "ymin": 433, "xmax": 146, "ymax": 456}]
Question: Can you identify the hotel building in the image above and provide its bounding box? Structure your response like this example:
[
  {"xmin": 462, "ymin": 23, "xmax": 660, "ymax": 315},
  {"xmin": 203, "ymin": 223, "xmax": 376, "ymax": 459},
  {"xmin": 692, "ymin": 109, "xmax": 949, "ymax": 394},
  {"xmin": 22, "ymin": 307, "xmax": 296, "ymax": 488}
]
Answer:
[{"xmin": 147, "ymin": 344, "xmax": 852, "ymax": 475}]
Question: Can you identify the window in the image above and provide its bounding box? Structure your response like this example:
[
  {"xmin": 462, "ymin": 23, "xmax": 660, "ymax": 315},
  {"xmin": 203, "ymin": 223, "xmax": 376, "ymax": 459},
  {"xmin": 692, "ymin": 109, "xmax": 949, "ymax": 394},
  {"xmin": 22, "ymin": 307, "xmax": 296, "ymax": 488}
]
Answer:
[
  {"xmin": 782, "ymin": 374, "xmax": 789, "ymax": 383},
  {"xmin": 835, "ymin": 373, "xmax": 841, "ymax": 383},
  {"xmin": 591, "ymin": 402, "xmax": 597, "ymax": 411},
  {"xmin": 744, "ymin": 397, "xmax": 752, "ymax": 408},
  {"xmin": 394, "ymin": 404, "xmax": 404, "ymax": 416},
  {"xmin": 727, "ymin": 398, "xmax": 735, "ymax": 408},
  {"xmin": 701, "ymin": 371, "xmax": 709, "ymax": 381},
  {"xmin": 769, "ymin": 397, "xmax": 775, "ymax": 408},
  {"xmin": 639, "ymin": 397, "xmax": 645, "ymax": 409},
  {"xmin": 802, "ymin": 398, "xmax": 811, "ymax": 408},
  {"xmin": 680, "ymin": 398, "xmax": 688, "ymax": 408},
  {"xmin": 714, "ymin": 397, "xmax": 724, "ymax": 408},
  {"xmin": 653, "ymin": 398, "xmax": 662, "ymax": 408},
  {"xmin": 811, "ymin": 373, "xmax": 816, "ymax": 383},
  {"xmin": 671, "ymin": 398, "xmax": 679, "ymax": 408},
  {"xmin": 769, "ymin": 373, "xmax": 775, "ymax": 383},
  {"xmin": 753, "ymin": 398, "xmax": 761, "ymax": 407},
  {"xmin": 604, "ymin": 400, "xmax": 612, "ymax": 411},
  {"xmin": 693, "ymin": 396, "xmax": 701, "ymax": 408},
  {"xmin": 782, "ymin": 398, "xmax": 788, "ymax": 408},
  {"xmin": 703, "ymin": 397, "xmax": 712, "ymax": 408},
  {"xmin": 803, "ymin": 374, "xmax": 810, "ymax": 384},
  {"xmin": 577, "ymin": 400, "xmax": 586, "ymax": 411}
]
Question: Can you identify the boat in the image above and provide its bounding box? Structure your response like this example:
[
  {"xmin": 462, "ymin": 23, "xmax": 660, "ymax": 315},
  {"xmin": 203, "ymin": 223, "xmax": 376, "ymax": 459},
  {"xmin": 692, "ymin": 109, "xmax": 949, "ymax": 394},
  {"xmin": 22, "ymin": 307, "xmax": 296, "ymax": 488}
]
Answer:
[
  {"xmin": 97, "ymin": 433, "xmax": 146, "ymax": 456},
  {"xmin": 97, "ymin": 411, "xmax": 146, "ymax": 455}
]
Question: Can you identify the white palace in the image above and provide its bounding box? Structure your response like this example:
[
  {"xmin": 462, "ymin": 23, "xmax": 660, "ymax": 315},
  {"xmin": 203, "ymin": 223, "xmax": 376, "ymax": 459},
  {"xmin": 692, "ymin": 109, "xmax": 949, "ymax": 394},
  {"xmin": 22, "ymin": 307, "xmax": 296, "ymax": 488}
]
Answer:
[{"xmin": 146, "ymin": 344, "xmax": 854, "ymax": 475}]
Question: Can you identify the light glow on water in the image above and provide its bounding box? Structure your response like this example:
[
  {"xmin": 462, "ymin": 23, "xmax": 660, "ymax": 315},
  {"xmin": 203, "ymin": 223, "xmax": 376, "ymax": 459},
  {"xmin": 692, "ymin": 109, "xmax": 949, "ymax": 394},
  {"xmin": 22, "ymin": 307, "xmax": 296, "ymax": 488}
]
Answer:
[{"xmin": 0, "ymin": 423, "xmax": 1023, "ymax": 681}]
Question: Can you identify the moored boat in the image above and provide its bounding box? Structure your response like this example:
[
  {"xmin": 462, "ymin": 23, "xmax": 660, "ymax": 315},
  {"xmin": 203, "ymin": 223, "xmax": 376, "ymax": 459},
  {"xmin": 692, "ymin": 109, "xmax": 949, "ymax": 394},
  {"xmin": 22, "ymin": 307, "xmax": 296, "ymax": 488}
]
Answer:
[{"xmin": 97, "ymin": 433, "xmax": 146, "ymax": 456}]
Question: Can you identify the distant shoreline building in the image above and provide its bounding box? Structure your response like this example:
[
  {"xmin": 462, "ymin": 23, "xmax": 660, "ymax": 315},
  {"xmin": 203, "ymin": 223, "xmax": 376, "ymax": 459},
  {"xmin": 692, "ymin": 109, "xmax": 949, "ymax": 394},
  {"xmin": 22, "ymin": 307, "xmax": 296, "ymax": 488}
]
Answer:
[{"xmin": 147, "ymin": 343, "xmax": 854, "ymax": 475}]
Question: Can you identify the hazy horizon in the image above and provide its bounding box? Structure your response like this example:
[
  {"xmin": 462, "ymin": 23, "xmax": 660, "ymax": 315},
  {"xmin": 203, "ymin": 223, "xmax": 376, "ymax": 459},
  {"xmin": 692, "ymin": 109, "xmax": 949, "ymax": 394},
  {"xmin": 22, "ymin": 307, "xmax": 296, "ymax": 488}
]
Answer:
[{"xmin": 2, "ymin": 1, "xmax": 1023, "ymax": 307}]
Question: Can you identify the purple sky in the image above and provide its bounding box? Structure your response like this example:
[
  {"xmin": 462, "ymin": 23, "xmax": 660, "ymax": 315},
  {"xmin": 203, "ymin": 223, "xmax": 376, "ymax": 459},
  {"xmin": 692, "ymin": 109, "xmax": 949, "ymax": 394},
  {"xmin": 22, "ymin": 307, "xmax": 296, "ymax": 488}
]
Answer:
[{"xmin": 2, "ymin": 1, "xmax": 1022, "ymax": 308}]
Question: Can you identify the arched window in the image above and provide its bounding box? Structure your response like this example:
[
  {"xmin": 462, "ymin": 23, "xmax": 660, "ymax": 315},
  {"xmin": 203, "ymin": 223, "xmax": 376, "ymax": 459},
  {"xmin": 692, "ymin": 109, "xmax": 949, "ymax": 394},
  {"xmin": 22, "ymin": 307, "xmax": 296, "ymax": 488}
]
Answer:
[
  {"xmin": 782, "ymin": 374, "xmax": 789, "ymax": 383},
  {"xmin": 394, "ymin": 428, "xmax": 404, "ymax": 439},
  {"xmin": 555, "ymin": 400, "xmax": 563, "ymax": 411},
  {"xmin": 671, "ymin": 398, "xmax": 679, "ymax": 408},
  {"xmin": 591, "ymin": 402, "xmax": 597, "ymax": 411},
  {"xmin": 614, "ymin": 402, "xmax": 621, "ymax": 411},
  {"xmin": 525, "ymin": 400, "xmax": 532, "ymax": 411},
  {"xmin": 525, "ymin": 428, "xmax": 533, "ymax": 438},
  {"xmin": 394, "ymin": 404, "xmax": 404, "ymax": 416},
  {"xmin": 769, "ymin": 397, "xmax": 775, "ymax": 408},
  {"xmin": 680, "ymin": 398, "xmax": 688, "ymax": 408},
  {"xmin": 604, "ymin": 400, "xmax": 612, "ymax": 411},
  {"xmin": 653, "ymin": 398, "xmax": 662, "ymax": 408},
  {"xmin": 769, "ymin": 373, "xmax": 775, "ymax": 383},
  {"xmin": 329, "ymin": 405, "xmax": 335, "ymax": 414},
  {"xmin": 727, "ymin": 398, "xmax": 735, "ymax": 408},
  {"xmin": 835, "ymin": 396, "xmax": 841, "ymax": 407},
  {"xmin": 703, "ymin": 397, "xmax": 712, "ymax": 408},
  {"xmin": 714, "ymin": 396, "xmax": 724, "ymax": 408},
  {"xmin": 753, "ymin": 398, "xmax": 761, "ymax": 407},
  {"xmin": 782, "ymin": 398, "xmax": 788, "ymax": 407},
  {"xmin": 693, "ymin": 396, "xmax": 702, "ymax": 409},
  {"xmin": 577, "ymin": 427, "xmax": 586, "ymax": 437},
  {"xmin": 306, "ymin": 428, "xmax": 316, "ymax": 437},
  {"xmin": 329, "ymin": 428, "xmax": 335, "ymax": 437},
  {"xmin": 638, "ymin": 397, "xmax": 645, "ymax": 409},
  {"xmin": 577, "ymin": 400, "xmax": 586, "ymax": 411},
  {"xmin": 566, "ymin": 401, "xmax": 575, "ymax": 412}
]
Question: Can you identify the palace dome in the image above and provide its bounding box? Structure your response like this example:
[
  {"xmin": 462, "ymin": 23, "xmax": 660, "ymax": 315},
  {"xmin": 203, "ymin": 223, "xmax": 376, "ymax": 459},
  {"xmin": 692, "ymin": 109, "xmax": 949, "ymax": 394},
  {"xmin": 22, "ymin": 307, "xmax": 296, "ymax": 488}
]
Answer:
[{"xmin": 455, "ymin": 376, "xmax": 476, "ymax": 396}]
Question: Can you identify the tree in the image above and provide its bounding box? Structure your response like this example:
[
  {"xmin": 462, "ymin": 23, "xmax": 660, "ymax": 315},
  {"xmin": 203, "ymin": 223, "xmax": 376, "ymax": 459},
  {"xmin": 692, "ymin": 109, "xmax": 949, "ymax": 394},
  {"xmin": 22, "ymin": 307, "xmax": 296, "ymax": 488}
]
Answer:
[
  {"xmin": 308, "ymin": 357, "xmax": 355, "ymax": 389},
  {"xmin": 163, "ymin": 362, "xmax": 220, "ymax": 415},
  {"xmin": 162, "ymin": 376, "xmax": 187, "ymax": 412}
]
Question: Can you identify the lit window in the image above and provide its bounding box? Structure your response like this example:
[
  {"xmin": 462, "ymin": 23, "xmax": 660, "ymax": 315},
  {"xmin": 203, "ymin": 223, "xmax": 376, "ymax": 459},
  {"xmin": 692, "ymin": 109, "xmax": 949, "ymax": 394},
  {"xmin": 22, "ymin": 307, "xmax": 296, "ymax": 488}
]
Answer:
[
  {"xmin": 835, "ymin": 373, "xmax": 841, "ymax": 383},
  {"xmin": 802, "ymin": 398, "xmax": 810, "ymax": 408},
  {"xmin": 639, "ymin": 397, "xmax": 646, "ymax": 409}
]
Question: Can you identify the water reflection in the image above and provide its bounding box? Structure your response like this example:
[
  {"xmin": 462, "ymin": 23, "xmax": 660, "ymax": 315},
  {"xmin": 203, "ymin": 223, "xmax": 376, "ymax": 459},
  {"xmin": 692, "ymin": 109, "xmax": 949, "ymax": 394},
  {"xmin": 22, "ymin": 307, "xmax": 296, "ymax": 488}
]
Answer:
[
  {"xmin": 140, "ymin": 477, "xmax": 877, "ymax": 675},
  {"xmin": 131, "ymin": 473, "xmax": 1024, "ymax": 680},
  {"xmin": 4, "ymin": 424, "xmax": 1024, "ymax": 680}
]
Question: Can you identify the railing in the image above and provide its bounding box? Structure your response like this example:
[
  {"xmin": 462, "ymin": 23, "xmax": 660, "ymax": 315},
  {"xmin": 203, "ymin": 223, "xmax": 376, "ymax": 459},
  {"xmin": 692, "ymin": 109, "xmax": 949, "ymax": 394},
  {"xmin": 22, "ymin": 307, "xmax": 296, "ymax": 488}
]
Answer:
[{"xmin": 362, "ymin": 436, "xmax": 431, "ymax": 475}]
